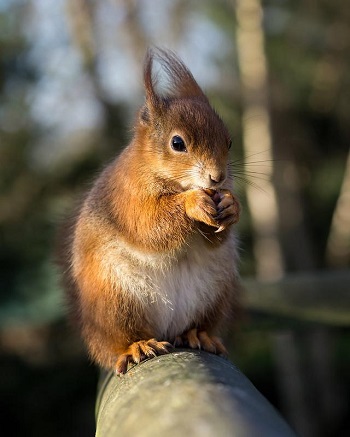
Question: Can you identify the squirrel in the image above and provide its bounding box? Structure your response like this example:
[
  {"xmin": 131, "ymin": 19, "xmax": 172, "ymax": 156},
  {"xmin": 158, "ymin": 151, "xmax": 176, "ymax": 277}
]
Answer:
[{"xmin": 58, "ymin": 48, "xmax": 240, "ymax": 374}]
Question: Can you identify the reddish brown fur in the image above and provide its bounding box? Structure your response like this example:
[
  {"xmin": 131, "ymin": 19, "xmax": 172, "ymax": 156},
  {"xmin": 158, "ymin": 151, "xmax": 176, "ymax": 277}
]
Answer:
[{"xmin": 58, "ymin": 48, "xmax": 240, "ymax": 373}]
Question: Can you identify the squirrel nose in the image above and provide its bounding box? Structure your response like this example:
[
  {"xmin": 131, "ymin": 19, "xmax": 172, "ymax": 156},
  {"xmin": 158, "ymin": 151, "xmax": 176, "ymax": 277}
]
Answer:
[{"xmin": 209, "ymin": 171, "xmax": 225, "ymax": 185}]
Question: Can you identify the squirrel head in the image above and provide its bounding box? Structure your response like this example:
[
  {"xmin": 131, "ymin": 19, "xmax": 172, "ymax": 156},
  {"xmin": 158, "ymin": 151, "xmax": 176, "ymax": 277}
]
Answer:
[{"xmin": 135, "ymin": 48, "xmax": 232, "ymax": 191}]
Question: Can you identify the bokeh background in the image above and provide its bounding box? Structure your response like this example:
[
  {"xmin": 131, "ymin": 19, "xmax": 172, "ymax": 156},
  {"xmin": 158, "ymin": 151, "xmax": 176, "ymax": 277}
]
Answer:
[{"xmin": 1, "ymin": 0, "xmax": 349, "ymax": 436}]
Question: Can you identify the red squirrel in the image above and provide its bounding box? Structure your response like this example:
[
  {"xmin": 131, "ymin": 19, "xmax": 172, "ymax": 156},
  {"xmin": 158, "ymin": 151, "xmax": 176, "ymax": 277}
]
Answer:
[{"xmin": 59, "ymin": 48, "xmax": 240, "ymax": 374}]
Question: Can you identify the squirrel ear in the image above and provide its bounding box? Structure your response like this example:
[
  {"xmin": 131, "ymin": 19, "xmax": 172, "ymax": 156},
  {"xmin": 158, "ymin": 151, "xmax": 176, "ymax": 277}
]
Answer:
[
  {"xmin": 152, "ymin": 47, "xmax": 208, "ymax": 101},
  {"xmin": 143, "ymin": 48, "xmax": 163, "ymax": 116},
  {"xmin": 143, "ymin": 47, "xmax": 208, "ymax": 112}
]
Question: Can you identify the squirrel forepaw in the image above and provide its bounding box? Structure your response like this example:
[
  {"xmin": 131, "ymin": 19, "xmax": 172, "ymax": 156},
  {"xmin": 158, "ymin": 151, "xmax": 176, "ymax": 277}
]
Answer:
[
  {"xmin": 214, "ymin": 190, "xmax": 240, "ymax": 233},
  {"xmin": 184, "ymin": 189, "xmax": 219, "ymax": 229},
  {"xmin": 186, "ymin": 188, "xmax": 240, "ymax": 233}
]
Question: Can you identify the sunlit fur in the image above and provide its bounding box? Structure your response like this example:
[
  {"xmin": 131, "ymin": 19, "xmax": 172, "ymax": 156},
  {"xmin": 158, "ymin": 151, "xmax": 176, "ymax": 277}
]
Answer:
[{"xmin": 58, "ymin": 48, "xmax": 240, "ymax": 371}]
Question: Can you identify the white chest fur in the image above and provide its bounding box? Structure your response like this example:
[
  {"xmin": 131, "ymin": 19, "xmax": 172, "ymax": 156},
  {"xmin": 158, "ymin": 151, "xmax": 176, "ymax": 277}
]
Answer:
[{"xmin": 112, "ymin": 233, "xmax": 237, "ymax": 340}]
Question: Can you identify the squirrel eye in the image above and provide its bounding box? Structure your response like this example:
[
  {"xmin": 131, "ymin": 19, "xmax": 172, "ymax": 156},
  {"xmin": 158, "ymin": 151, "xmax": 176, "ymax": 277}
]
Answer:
[
  {"xmin": 171, "ymin": 135, "xmax": 187, "ymax": 153},
  {"xmin": 228, "ymin": 140, "xmax": 232, "ymax": 150}
]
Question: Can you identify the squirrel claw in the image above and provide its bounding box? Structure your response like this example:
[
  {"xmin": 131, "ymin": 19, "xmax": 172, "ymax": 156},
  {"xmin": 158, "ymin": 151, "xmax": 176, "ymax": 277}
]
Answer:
[
  {"xmin": 176, "ymin": 328, "xmax": 228, "ymax": 357},
  {"xmin": 115, "ymin": 338, "xmax": 173, "ymax": 374}
]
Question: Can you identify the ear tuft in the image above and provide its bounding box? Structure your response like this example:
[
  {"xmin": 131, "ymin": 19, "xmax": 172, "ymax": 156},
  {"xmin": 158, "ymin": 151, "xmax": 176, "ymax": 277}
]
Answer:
[
  {"xmin": 152, "ymin": 47, "xmax": 207, "ymax": 100},
  {"xmin": 143, "ymin": 47, "xmax": 208, "ymax": 108},
  {"xmin": 143, "ymin": 48, "xmax": 161, "ymax": 110}
]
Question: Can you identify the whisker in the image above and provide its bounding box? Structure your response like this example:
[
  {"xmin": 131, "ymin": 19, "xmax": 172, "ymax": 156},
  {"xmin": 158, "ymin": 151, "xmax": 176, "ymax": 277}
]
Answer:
[
  {"xmin": 230, "ymin": 149, "xmax": 271, "ymax": 164},
  {"xmin": 228, "ymin": 153, "xmax": 288, "ymax": 193},
  {"xmin": 232, "ymin": 168, "xmax": 271, "ymax": 176},
  {"xmin": 229, "ymin": 159, "xmax": 283, "ymax": 168},
  {"xmin": 197, "ymin": 228, "xmax": 213, "ymax": 244},
  {"xmin": 233, "ymin": 173, "xmax": 270, "ymax": 183},
  {"xmin": 233, "ymin": 175, "xmax": 268, "ymax": 194}
]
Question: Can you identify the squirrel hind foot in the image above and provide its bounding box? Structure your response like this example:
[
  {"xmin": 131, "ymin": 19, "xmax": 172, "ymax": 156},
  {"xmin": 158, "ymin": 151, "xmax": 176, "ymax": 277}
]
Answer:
[
  {"xmin": 175, "ymin": 329, "xmax": 228, "ymax": 358},
  {"xmin": 115, "ymin": 339, "xmax": 173, "ymax": 374}
]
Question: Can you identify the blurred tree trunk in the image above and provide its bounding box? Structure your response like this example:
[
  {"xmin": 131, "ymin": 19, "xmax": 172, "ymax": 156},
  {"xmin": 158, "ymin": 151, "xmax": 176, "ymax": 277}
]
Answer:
[
  {"xmin": 272, "ymin": 331, "xmax": 317, "ymax": 437},
  {"xmin": 272, "ymin": 117, "xmax": 316, "ymax": 272},
  {"xmin": 234, "ymin": 4, "xmax": 315, "ymax": 437},
  {"xmin": 116, "ymin": 0, "xmax": 149, "ymax": 64},
  {"xmin": 306, "ymin": 9, "xmax": 350, "ymax": 268},
  {"xmin": 235, "ymin": 0, "xmax": 284, "ymax": 280},
  {"xmin": 65, "ymin": 0, "xmax": 135, "ymax": 157},
  {"xmin": 326, "ymin": 150, "xmax": 350, "ymax": 267},
  {"xmin": 66, "ymin": 0, "xmax": 96, "ymax": 70}
]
